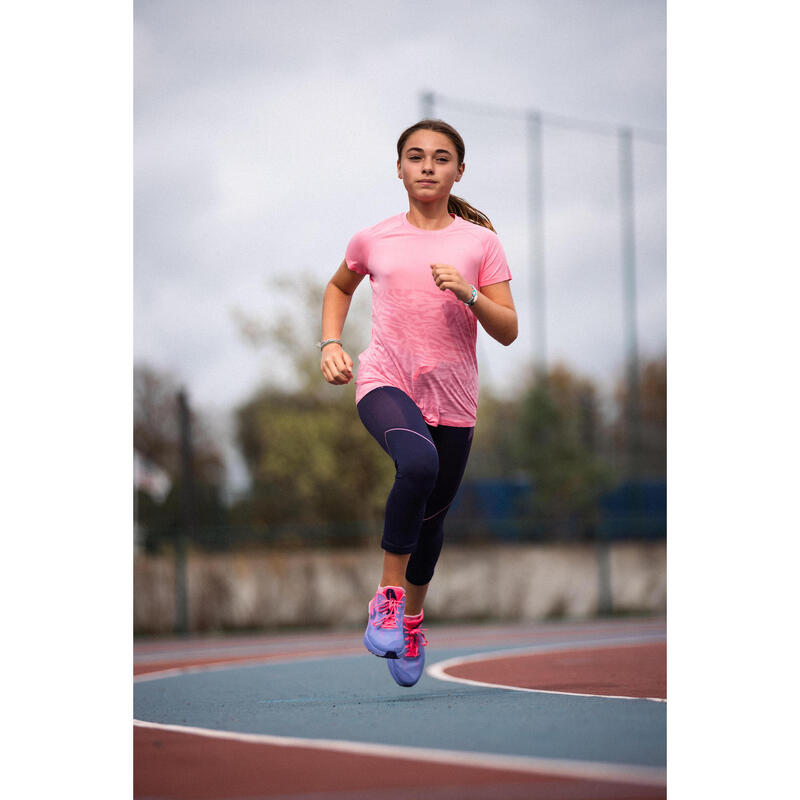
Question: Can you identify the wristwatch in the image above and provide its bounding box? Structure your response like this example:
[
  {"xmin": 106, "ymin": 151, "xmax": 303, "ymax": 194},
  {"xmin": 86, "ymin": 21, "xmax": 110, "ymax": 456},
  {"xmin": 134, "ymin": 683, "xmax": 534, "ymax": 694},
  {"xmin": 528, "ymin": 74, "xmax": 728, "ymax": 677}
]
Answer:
[{"xmin": 465, "ymin": 285, "xmax": 478, "ymax": 306}]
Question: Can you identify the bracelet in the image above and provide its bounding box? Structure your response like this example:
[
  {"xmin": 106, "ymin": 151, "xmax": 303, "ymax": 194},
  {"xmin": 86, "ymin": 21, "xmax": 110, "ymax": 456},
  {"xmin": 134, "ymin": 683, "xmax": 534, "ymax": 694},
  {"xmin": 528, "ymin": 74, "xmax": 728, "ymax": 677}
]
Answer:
[
  {"xmin": 318, "ymin": 338, "xmax": 343, "ymax": 350},
  {"xmin": 464, "ymin": 285, "xmax": 478, "ymax": 306}
]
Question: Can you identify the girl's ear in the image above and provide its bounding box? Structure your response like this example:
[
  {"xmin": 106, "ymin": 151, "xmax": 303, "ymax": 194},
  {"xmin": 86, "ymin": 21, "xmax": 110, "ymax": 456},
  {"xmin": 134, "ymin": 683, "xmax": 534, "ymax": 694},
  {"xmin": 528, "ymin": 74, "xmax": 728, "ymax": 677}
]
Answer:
[{"xmin": 455, "ymin": 162, "xmax": 465, "ymax": 182}]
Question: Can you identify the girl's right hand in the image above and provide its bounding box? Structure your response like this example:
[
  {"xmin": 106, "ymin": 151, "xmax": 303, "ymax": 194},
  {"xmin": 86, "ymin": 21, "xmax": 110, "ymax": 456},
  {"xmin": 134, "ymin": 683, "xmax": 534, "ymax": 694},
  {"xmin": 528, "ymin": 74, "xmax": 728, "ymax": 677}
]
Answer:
[{"xmin": 320, "ymin": 344, "xmax": 354, "ymax": 385}]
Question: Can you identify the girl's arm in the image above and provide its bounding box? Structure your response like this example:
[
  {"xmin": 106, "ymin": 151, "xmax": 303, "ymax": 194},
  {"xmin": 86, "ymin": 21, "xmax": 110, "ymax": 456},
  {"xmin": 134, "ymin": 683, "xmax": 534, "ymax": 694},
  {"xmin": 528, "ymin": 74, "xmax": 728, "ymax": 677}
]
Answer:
[
  {"xmin": 320, "ymin": 259, "xmax": 365, "ymax": 385},
  {"xmin": 470, "ymin": 280, "xmax": 518, "ymax": 346},
  {"xmin": 431, "ymin": 264, "xmax": 518, "ymax": 346}
]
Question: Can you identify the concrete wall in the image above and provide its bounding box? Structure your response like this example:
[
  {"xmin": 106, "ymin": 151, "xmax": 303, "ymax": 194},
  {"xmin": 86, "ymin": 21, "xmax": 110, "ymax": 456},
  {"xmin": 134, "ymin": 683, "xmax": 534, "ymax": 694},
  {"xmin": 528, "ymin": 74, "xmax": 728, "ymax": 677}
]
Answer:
[{"xmin": 133, "ymin": 542, "xmax": 666, "ymax": 635}]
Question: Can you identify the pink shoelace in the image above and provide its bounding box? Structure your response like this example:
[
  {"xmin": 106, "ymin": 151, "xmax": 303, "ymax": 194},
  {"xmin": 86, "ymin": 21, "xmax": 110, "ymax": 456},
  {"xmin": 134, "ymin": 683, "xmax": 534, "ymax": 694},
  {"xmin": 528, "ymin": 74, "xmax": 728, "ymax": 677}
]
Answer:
[
  {"xmin": 404, "ymin": 625, "xmax": 429, "ymax": 658},
  {"xmin": 375, "ymin": 595, "xmax": 403, "ymax": 629}
]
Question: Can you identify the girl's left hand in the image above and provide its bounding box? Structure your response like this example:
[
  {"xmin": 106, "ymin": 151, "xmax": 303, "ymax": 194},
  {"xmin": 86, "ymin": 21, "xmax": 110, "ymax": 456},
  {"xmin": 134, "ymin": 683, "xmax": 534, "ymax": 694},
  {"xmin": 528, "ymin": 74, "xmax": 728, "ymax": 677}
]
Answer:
[{"xmin": 430, "ymin": 263, "xmax": 472, "ymax": 303}]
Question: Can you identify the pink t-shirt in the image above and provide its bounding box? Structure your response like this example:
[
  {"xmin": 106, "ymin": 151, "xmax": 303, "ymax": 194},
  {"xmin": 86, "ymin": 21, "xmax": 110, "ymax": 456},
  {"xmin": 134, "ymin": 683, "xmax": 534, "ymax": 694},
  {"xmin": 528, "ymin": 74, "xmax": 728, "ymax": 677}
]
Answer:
[{"xmin": 345, "ymin": 212, "xmax": 512, "ymax": 426}]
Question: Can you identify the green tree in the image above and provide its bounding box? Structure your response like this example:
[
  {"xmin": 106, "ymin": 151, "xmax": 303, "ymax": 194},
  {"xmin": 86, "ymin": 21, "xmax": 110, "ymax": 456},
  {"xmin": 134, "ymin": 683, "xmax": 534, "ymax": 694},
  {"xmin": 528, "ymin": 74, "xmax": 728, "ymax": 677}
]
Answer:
[
  {"xmin": 464, "ymin": 385, "xmax": 525, "ymax": 480},
  {"xmin": 234, "ymin": 387, "xmax": 394, "ymax": 529},
  {"xmin": 514, "ymin": 364, "xmax": 613, "ymax": 538},
  {"xmin": 231, "ymin": 273, "xmax": 393, "ymax": 542}
]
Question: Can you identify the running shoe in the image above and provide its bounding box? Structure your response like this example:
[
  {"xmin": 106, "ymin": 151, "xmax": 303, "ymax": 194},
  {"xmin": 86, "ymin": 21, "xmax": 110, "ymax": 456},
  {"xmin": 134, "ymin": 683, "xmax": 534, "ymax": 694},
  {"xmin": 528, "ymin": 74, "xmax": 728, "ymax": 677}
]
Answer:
[
  {"xmin": 387, "ymin": 613, "xmax": 428, "ymax": 687},
  {"xmin": 363, "ymin": 586, "xmax": 406, "ymax": 659}
]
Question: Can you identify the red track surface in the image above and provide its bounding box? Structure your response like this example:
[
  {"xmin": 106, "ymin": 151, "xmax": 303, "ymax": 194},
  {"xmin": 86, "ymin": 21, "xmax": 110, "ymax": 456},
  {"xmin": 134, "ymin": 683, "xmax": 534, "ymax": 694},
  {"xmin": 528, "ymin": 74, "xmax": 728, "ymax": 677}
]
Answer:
[
  {"xmin": 446, "ymin": 642, "xmax": 666, "ymax": 699},
  {"xmin": 134, "ymin": 726, "xmax": 665, "ymax": 800}
]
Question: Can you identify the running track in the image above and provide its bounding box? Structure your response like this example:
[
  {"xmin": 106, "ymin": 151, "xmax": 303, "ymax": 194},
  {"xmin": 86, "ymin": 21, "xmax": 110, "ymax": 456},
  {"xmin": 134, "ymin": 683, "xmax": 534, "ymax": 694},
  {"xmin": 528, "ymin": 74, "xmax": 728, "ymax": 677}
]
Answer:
[{"xmin": 134, "ymin": 616, "xmax": 666, "ymax": 799}]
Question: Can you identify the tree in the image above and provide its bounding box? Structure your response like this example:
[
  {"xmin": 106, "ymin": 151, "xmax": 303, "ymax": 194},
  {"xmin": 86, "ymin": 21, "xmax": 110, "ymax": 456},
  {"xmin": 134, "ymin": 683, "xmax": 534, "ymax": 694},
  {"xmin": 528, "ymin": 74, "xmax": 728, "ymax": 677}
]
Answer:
[
  {"xmin": 234, "ymin": 387, "xmax": 394, "ymax": 530},
  {"xmin": 134, "ymin": 363, "xmax": 228, "ymax": 551},
  {"xmin": 231, "ymin": 273, "xmax": 394, "ymax": 541},
  {"xmin": 612, "ymin": 353, "xmax": 667, "ymax": 478},
  {"xmin": 231, "ymin": 272, "xmax": 372, "ymax": 397},
  {"xmin": 134, "ymin": 364, "xmax": 225, "ymax": 484},
  {"xmin": 463, "ymin": 385, "xmax": 525, "ymax": 480},
  {"xmin": 513, "ymin": 364, "xmax": 614, "ymax": 538}
]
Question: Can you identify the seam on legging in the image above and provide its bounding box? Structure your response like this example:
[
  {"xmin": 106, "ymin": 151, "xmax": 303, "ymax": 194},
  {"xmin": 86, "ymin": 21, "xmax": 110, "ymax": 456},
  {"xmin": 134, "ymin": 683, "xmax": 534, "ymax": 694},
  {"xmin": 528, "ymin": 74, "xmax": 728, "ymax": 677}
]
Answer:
[
  {"xmin": 383, "ymin": 427, "xmax": 438, "ymax": 453},
  {"xmin": 423, "ymin": 501, "xmax": 452, "ymax": 522}
]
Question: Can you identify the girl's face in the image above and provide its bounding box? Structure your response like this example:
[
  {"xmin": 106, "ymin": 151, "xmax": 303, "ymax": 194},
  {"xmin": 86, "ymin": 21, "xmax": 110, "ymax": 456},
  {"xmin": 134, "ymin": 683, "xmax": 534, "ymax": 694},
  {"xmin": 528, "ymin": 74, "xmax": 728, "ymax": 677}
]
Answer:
[{"xmin": 397, "ymin": 130, "xmax": 465, "ymax": 203}]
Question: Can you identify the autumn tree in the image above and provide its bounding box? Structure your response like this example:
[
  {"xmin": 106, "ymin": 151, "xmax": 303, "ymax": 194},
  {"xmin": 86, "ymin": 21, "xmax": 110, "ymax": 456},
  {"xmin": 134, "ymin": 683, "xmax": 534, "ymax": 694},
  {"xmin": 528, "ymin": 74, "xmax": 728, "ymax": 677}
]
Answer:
[
  {"xmin": 612, "ymin": 353, "xmax": 667, "ymax": 478},
  {"xmin": 134, "ymin": 363, "xmax": 228, "ymax": 551}
]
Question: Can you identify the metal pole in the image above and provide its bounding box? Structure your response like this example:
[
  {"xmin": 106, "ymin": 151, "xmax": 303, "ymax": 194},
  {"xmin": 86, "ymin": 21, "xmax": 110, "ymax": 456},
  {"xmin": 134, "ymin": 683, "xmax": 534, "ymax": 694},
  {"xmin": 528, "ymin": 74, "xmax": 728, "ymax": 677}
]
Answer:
[
  {"xmin": 618, "ymin": 126, "xmax": 642, "ymax": 482},
  {"xmin": 596, "ymin": 538, "xmax": 614, "ymax": 615},
  {"xmin": 420, "ymin": 91, "xmax": 435, "ymax": 120},
  {"xmin": 175, "ymin": 388, "xmax": 194, "ymax": 634},
  {"xmin": 527, "ymin": 110, "xmax": 547, "ymax": 382}
]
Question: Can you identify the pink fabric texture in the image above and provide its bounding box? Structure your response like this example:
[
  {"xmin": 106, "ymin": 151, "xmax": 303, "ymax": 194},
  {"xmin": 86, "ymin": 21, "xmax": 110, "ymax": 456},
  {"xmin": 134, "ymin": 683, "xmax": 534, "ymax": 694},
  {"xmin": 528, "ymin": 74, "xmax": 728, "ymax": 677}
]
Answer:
[{"xmin": 345, "ymin": 212, "xmax": 512, "ymax": 426}]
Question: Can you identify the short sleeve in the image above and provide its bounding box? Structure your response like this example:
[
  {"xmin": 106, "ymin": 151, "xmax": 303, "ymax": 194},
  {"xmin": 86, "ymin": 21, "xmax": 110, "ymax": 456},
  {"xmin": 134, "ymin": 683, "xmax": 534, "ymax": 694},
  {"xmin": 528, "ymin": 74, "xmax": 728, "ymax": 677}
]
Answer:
[
  {"xmin": 345, "ymin": 229, "xmax": 370, "ymax": 275},
  {"xmin": 478, "ymin": 233, "xmax": 512, "ymax": 287}
]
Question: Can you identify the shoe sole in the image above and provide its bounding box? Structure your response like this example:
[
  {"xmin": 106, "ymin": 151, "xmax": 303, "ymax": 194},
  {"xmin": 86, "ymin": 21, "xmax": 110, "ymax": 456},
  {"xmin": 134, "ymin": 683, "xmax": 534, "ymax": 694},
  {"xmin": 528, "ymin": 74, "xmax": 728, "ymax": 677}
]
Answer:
[
  {"xmin": 363, "ymin": 632, "xmax": 404, "ymax": 659},
  {"xmin": 388, "ymin": 657, "xmax": 423, "ymax": 687}
]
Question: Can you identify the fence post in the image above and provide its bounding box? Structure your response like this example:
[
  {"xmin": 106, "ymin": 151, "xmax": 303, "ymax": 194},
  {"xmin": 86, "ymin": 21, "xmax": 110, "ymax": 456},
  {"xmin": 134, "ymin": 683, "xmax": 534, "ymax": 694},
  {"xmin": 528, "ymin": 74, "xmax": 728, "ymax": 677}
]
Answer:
[
  {"xmin": 596, "ymin": 534, "xmax": 614, "ymax": 616},
  {"xmin": 174, "ymin": 388, "xmax": 194, "ymax": 634}
]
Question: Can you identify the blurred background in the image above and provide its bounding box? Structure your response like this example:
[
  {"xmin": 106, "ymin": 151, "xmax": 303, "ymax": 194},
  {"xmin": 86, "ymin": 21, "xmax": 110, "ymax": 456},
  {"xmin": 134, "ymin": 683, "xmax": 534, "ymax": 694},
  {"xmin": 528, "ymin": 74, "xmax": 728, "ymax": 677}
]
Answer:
[{"xmin": 134, "ymin": 0, "xmax": 666, "ymax": 635}]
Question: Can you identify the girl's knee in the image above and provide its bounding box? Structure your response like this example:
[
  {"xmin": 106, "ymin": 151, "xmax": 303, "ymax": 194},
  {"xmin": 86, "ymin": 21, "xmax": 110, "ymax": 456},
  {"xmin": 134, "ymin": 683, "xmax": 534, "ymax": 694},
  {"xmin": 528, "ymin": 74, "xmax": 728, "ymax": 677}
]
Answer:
[{"xmin": 397, "ymin": 443, "xmax": 439, "ymax": 492}]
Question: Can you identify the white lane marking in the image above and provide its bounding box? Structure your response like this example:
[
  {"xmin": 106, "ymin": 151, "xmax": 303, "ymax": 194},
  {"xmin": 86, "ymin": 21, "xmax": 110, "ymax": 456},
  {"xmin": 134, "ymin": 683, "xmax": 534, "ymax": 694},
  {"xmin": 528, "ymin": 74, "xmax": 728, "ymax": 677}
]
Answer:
[
  {"xmin": 133, "ymin": 718, "xmax": 666, "ymax": 787},
  {"xmin": 427, "ymin": 637, "xmax": 667, "ymax": 702}
]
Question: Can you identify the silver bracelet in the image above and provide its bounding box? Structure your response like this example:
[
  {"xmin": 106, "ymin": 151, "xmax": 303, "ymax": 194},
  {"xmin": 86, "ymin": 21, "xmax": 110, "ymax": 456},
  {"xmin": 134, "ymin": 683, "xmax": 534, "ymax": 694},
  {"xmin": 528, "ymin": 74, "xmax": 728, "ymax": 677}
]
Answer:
[
  {"xmin": 318, "ymin": 338, "xmax": 343, "ymax": 350},
  {"xmin": 465, "ymin": 285, "xmax": 478, "ymax": 306}
]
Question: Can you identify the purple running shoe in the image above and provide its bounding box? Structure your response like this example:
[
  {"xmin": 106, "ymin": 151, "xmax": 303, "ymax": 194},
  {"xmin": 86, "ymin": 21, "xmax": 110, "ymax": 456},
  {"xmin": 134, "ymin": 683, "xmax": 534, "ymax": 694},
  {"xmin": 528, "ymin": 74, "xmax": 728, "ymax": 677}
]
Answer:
[
  {"xmin": 388, "ymin": 613, "xmax": 429, "ymax": 687},
  {"xmin": 363, "ymin": 586, "xmax": 406, "ymax": 659}
]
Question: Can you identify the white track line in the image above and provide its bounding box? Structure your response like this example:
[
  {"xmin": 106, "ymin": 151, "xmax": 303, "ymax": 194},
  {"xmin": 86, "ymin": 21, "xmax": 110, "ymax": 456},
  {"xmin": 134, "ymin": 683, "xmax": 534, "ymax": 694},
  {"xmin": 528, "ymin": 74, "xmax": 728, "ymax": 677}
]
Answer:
[
  {"xmin": 427, "ymin": 637, "xmax": 667, "ymax": 702},
  {"xmin": 133, "ymin": 718, "xmax": 666, "ymax": 787}
]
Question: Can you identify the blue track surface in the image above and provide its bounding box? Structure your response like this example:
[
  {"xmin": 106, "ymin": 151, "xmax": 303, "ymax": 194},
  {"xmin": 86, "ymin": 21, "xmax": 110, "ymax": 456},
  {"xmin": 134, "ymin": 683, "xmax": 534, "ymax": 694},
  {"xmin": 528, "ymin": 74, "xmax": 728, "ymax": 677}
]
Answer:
[{"xmin": 135, "ymin": 619, "xmax": 666, "ymax": 774}]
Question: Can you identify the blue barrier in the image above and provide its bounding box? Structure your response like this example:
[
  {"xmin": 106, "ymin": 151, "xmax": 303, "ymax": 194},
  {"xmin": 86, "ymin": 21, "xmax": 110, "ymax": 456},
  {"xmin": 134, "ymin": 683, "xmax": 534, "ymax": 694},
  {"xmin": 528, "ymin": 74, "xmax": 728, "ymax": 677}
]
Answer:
[{"xmin": 448, "ymin": 478, "xmax": 666, "ymax": 541}]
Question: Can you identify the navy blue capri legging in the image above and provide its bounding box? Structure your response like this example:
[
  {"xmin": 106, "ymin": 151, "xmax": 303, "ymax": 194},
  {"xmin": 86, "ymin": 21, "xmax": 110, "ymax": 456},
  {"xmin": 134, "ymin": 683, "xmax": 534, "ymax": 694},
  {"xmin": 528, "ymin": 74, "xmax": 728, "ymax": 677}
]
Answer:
[{"xmin": 357, "ymin": 386, "xmax": 473, "ymax": 586}]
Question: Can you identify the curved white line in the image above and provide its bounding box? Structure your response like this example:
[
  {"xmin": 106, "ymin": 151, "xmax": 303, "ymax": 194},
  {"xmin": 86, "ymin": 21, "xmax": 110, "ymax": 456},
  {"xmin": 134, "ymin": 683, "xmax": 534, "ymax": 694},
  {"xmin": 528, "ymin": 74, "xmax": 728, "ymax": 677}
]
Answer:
[
  {"xmin": 384, "ymin": 426, "xmax": 437, "ymax": 451},
  {"xmin": 422, "ymin": 500, "xmax": 452, "ymax": 521},
  {"xmin": 427, "ymin": 638, "xmax": 666, "ymax": 702},
  {"xmin": 133, "ymin": 718, "xmax": 666, "ymax": 787}
]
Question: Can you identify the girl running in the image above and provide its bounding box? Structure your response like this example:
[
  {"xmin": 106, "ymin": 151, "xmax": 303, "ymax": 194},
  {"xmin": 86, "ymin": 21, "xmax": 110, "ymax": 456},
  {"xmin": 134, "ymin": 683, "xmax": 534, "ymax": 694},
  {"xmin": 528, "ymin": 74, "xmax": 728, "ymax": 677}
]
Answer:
[{"xmin": 319, "ymin": 119, "xmax": 518, "ymax": 687}]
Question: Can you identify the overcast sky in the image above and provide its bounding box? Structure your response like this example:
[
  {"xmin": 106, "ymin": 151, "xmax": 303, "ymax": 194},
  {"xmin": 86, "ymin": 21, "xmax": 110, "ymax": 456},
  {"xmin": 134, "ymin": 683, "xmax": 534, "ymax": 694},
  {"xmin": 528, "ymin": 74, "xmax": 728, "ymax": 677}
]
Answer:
[{"xmin": 134, "ymin": 0, "xmax": 665, "ymax": 488}]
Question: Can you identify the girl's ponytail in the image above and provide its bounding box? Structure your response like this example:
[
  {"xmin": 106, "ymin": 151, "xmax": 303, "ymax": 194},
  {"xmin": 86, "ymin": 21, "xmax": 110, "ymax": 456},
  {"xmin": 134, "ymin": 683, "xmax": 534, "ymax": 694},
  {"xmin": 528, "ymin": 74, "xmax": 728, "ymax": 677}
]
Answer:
[
  {"xmin": 447, "ymin": 193, "xmax": 496, "ymax": 233},
  {"xmin": 397, "ymin": 119, "xmax": 497, "ymax": 233}
]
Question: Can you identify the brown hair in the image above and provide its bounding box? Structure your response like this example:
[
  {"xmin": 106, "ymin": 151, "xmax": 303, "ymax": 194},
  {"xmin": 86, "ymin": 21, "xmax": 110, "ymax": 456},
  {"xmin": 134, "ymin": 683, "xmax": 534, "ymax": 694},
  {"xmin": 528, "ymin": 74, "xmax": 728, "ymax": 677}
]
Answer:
[{"xmin": 396, "ymin": 119, "xmax": 496, "ymax": 233}]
